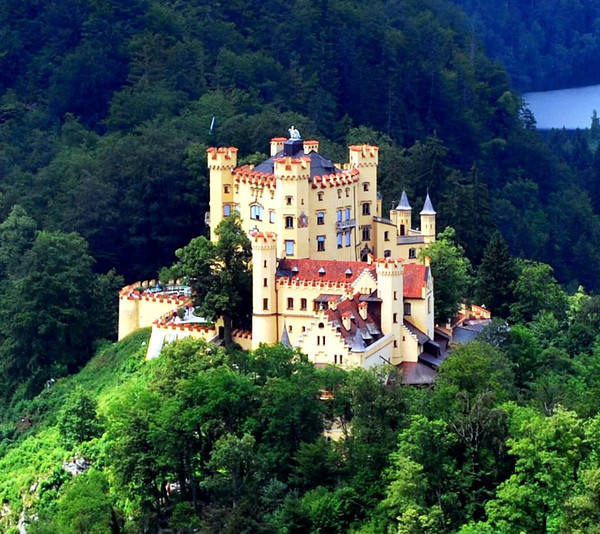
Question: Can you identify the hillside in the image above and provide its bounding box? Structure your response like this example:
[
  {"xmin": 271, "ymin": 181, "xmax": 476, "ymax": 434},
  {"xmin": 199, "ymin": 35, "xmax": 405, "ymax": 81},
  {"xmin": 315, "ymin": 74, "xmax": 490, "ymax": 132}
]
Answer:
[{"xmin": 4, "ymin": 291, "xmax": 600, "ymax": 533}]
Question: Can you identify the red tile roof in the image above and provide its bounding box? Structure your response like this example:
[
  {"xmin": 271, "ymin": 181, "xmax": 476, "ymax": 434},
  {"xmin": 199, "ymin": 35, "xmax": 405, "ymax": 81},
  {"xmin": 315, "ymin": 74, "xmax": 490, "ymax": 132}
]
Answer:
[
  {"xmin": 403, "ymin": 264, "xmax": 429, "ymax": 299},
  {"xmin": 277, "ymin": 258, "xmax": 376, "ymax": 284}
]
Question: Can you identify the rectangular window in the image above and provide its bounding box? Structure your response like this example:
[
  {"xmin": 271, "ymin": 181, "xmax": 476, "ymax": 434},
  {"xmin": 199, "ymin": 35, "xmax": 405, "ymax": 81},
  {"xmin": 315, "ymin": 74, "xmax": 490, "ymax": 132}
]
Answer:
[
  {"xmin": 317, "ymin": 235, "xmax": 325, "ymax": 252},
  {"xmin": 263, "ymin": 278, "xmax": 268, "ymax": 287},
  {"xmin": 301, "ymin": 298, "xmax": 307, "ymax": 310},
  {"xmin": 345, "ymin": 208, "xmax": 351, "ymax": 221},
  {"xmin": 384, "ymin": 231, "xmax": 389, "ymax": 241},
  {"xmin": 224, "ymin": 185, "xmax": 230, "ymax": 194},
  {"xmin": 384, "ymin": 249, "xmax": 391, "ymax": 257},
  {"xmin": 263, "ymin": 298, "xmax": 268, "ymax": 310},
  {"xmin": 269, "ymin": 211, "xmax": 275, "ymax": 223},
  {"xmin": 362, "ymin": 202, "xmax": 371, "ymax": 215},
  {"xmin": 362, "ymin": 226, "xmax": 371, "ymax": 241},
  {"xmin": 363, "ymin": 182, "xmax": 369, "ymax": 191},
  {"xmin": 339, "ymin": 354, "xmax": 343, "ymax": 364},
  {"xmin": 337, "ymin": 233, "xmax": 343, "ymax": 248},
  {"xmin": 337, "ymin": 209, "xmax": 342, "ymax": 222},
  {"xmin": 345, "ymin": 231, "xmax": 351, "ymax": 247},
  {"xmin": 285, "ymin": 216, "xmax": 294, "ymax": 229},
  {"xmin": 251, "ymin": 205, "xmax": 263, "ymax": 220},
  {"xmin": 334, "ymin": 354, "xmax": 337, "ymax": 364},
  {"xmin": 286, "ymin": 196, "xmax": 293, "ymax": 205},
  {"xmin": 409, "ymin": 248, "xmax": 417, "ymax": 259},
  {"xmin": 287, "ymin": 297, "xmax": 294, "ymax": 310},
  {"xmin": 394, "ymin": 291, "xmax": 397, "ymax": 300},
  {"xmin": 317, "ymin": 212, "xmax": 325, "ymax": 225},
  {"xmin": 285, "ymin": 240, "xmax": 295, "ymax": 256},
  {"xmin": 404, "ymin": 303, "xmax": 412, "ymax": 315},
  {"xmin": 393, "ymin": 312, "xmax": 398, "ymax": 323},
  {"xmin": 223, "ymin": 204, "xmax": 231, "ymax": 217}
]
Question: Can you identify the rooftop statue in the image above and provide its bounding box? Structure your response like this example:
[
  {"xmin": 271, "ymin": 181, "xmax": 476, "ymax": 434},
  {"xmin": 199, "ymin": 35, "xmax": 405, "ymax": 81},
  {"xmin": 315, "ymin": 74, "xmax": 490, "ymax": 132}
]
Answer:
[{"xmin": 288, "ymin": 125, "xmax": 301, "ymax": 139}]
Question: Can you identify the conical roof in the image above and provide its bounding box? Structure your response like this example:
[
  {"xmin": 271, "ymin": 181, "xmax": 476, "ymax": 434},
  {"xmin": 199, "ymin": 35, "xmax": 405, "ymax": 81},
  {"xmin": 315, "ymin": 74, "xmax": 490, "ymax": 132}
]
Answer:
[
  {"xmin": 395, "ymin": 191, "xmax": 412, "ymax": 210},
  {"xmin": 420, "ymin": 193, "xmax": 436, "ymax": 215},
  {"xmin": 281, "ymin": 324, "xmax": 292, "ymax": 348}
]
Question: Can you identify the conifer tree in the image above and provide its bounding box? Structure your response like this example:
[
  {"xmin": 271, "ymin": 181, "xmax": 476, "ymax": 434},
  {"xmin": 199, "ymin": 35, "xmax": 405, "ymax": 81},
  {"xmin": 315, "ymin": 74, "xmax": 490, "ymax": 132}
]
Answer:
[{"xmin": 475, "ymin": 231, "xmax": 516, "ymax": 319}]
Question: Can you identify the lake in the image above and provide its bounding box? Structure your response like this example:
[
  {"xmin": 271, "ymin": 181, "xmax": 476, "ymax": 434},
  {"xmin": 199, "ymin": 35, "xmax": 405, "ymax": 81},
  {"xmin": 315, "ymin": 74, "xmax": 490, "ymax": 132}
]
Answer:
[{"xmin": 523, "ymin": 85, "xmax": 600, "ymax": 129}]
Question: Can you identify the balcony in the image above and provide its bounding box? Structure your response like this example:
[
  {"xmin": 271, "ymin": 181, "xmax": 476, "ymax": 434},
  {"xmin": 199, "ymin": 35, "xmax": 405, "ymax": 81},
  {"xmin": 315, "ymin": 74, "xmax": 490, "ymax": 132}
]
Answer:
[{"xmin": 336, "ymin": 219, "xmax": 356, "ymax": 230}]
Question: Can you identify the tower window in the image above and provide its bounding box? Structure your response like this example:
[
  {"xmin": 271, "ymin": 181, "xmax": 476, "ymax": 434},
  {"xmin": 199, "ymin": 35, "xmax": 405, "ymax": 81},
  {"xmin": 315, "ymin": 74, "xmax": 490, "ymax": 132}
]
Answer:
[
  {"xmin": 287, "ymin": 298, "xmax": 294, "ymax": 310},
  {"xmin": 362, "ymin": 202, "xmax": 371, "ymax": 215},
  {"xmin": 285, "ymin": 240, "xmax": 295, "ymax": 256},
  {"xmin": 224, "ymin": 185, "xmax": 230, "ymax": 194},
  {"xmin": 345, "ymin": 208, "xmax": 351, "ymax": 220},
  {"xmin": 263, "ymin": 278, "xmax": 268, "ymax": 287},
  {"xmin": 345, "ymin": 188, "xmax": 350, "ymax": 197},
  {"xmin": 223, "ymin": 204, "xmax": 231, "ymax": 217},
  {"xmin": 362, "ymin": 182, "xmax": 369, "ymax": 192},
  {"xmin": 250, "ymin": 204, "xmax": 263, "ymax": 220},
  {"xmin": 301, "ymin": 298, "xmax": 307, "ymax": 310},
  {"xmin": 337, "ymin": 209, "xmax": 342, "ymax": 222},
  {"xmin": 286, "ymin": 196, "xmax": 293, "ymax": 205},
  {"xmin": 285, "ymin": 216, "xmax": 294, "ymax": 229},
  {"xmin": 345, "ymin": 231, "xmax": 351, "ymax": 247},
  {"xmin": 317, "ymin": 235, "xmax": 325, "ymax": 251},
  {"xmin": 362, "ymin": 226, "xmax": 371, "ymax": 241},
  {"xmin": 400, "ymin": 224, "xmax": 406, "ymax": 236},
  {"xmin": 409, "ymin": 248, "xmax": 417, "ymax": 259},
  {"xmin": 337, "ymin": 189, "xmax": 342, "ymax": 198},
  {"xmin": 393, "ymin": 313, "xmax": 398, "ymax": 323},
  {"xmin": 269, "ymin": 211, "xmax": 275, "ymax": 223},
  {"xmin": 404, "ymin": 303, "xmax": 412, "ymax": 315},
  {"xmin": 384, "ymin": 231, "xmax": 389, "ymax": 241},
  {"xmin": 318, "ymin": 192, "xmax": 324, "ymax": 201},
  {"xmin": 263, "ymin": 298, "xmax": 269, "ymax": 310},
  {"xmin": 337, "ymin": 233, "xmax": 343, "ymax": 248},
  {"xmin": 394, "ymin": 291, "xmax": 397, "ymax": 300},
  {"xmin": 317, "ymin": 212, "xmax": 325, "ymax": 225}
]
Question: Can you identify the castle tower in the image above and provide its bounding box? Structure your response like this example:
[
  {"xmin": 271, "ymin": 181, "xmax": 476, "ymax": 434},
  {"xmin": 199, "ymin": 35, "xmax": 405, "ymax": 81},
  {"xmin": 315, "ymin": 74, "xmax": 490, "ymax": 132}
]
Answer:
[
  {"xmin": 273, "ymin": 141, "xmax": 311, "ymax": 258},
  {"xmin": 376, "ymin": 258, "xmax": 404, "ymax": 364},
  {"xmin": 252, "ymin": 232, "xmax": 278, "ymax": 349},
  {"xmin": 207, "ymin": 147, "xmax": 238, "ymax": 242},
  {"xmin": 420, "ymin": 193, "xmax": 436, "ymax": 244},
  {"xmin": 349, "ymin": 145, "xmax": 379, "ymax": 260},
  {"xmin": 390, "ymin": 191, "xmax": 412, "ymax": 236}
]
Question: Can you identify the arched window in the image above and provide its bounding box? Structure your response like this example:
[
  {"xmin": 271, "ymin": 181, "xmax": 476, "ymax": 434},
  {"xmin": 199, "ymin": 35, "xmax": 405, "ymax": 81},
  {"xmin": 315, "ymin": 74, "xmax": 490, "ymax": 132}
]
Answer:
[
  {"xmin": 317, "ymin": 212, "xmax": 325, "ymax": 225},
  {"xmin": 250, "ymin": 204, "xmax": 263, "ymax": 220}
]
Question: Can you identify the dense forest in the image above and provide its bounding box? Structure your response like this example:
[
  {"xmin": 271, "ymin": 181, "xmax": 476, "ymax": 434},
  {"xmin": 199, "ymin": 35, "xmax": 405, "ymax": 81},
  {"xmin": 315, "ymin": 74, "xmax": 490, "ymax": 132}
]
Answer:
[
  {"xmin": 450, "ymin": 0, "xmax": 600, "ymax": 91},
  {"xmin": 4, "ymin": 0, "xmax": 600, "ymax": 531}
]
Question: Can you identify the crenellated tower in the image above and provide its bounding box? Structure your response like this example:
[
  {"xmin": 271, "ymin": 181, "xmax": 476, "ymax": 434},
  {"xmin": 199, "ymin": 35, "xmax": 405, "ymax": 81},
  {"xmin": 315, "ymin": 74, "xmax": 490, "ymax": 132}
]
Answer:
[
  {"xmin": 349, "ymin": 145, "xmax": 379, "ymax": 259},
  {"xmin": 252, "ymin": 232, "xmax": 278, "ymax": 348},
  {"xmin": 376, "ymin": 258, "xmax": 404, "ymax": 364},
  {"xmin": 207, "ymin": 147, "xmax": 238, "ymax": 242},
  {"xmin": 274, "ymin": 139, "xmax": 311, "ymax": 258}
]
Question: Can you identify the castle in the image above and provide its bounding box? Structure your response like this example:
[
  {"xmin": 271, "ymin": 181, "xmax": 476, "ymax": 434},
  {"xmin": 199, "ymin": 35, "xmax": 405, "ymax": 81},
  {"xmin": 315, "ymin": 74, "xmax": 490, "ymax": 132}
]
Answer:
[{"xmin": 119, "ymin": 133, "xmax": 446, "ymax": 381}]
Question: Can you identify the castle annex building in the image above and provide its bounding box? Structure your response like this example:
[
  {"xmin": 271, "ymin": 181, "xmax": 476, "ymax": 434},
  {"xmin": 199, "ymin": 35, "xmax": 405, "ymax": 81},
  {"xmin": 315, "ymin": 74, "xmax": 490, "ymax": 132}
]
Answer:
[{"xmin": 119, "ymin": 134, "xmax": 442, "ymax": 380}]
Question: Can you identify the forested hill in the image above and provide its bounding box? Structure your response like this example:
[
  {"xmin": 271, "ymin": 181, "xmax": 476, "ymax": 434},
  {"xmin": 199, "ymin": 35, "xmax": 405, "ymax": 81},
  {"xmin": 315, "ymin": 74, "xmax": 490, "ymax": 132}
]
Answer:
[
  {"xmin": 3, "ymin": 0, "xmax": 600, "ymax": 291},
  {"xmin": 449, "ymin": 0, "xmax": 600, "ymax": 91}
]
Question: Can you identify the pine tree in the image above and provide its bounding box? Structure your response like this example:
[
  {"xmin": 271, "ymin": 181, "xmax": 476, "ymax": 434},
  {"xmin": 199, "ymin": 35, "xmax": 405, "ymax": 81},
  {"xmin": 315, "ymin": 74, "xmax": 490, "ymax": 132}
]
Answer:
[{"xmin": 475, "ymin": 231, "xmax": 516, "ymax": 318}]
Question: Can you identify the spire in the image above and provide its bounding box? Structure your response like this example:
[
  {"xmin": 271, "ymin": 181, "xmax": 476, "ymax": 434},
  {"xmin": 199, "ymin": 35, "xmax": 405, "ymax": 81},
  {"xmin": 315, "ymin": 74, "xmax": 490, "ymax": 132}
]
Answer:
[
  {"xmin": 420, "ymin": 193, "xmax": 436, "ymax": 215},
  {"xmin": 395, "ymin": 191, "xmax": 412, "ymax": 210},
  {"xmin": 281, "ymin": 323, "xmax": 292, "ymax": 348}
]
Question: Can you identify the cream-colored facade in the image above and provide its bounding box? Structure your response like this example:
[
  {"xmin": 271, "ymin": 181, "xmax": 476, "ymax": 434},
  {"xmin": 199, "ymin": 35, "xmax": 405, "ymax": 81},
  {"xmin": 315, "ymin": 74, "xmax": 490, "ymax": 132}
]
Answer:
[
  {"xmin": 118, "ymin": 134, "xmax": 440, "ymax": 373},
  {"xmin": 207, "ymin": 137, "xmax": 436, "ymax": 263}
]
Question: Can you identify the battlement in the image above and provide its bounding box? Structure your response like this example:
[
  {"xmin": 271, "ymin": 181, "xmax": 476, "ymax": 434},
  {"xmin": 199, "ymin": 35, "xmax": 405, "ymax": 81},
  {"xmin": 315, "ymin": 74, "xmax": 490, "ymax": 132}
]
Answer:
[
  {"xmin": 207, "ymin": 147, "xmax": 238, "ymax": 169},
  {"xmin": 311, "ymin": 168, "xmax": 360, "ymax": 189},
  {"xmin": 273, "ymin": 156, "xmax": 311, "ymax": 180},
  {"xmin": 234, "ymin": 166, "xmax": 277, "ymax": 188},
  {"xmin": 119, "ymin": 281, "xmax": 189, "ymax": 304},
  {"xmin": 348, "ymin": 144, "xmax": 379, "ymax": 167},
  {"xmin": 303, "ymin": 140, "xmax": 319, "ymax": 154},
  {"xmin": 252, "ymin": 232, "xmax": 278, "ymax": 249}
]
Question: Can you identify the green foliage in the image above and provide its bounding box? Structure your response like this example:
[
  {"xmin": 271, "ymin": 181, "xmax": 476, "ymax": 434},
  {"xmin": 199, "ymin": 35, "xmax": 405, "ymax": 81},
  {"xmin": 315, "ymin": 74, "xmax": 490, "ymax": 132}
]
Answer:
[
  {"xmin": 174, "ymin": 215, "xmax": 252, "ymax": 344},
  {"xmin": 57, "ymin": 387, "xmax": 103, "ymax": 447},
  {"xmin": 422, "ymin": 227, "xmax": 472, "ymax": 323}
]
